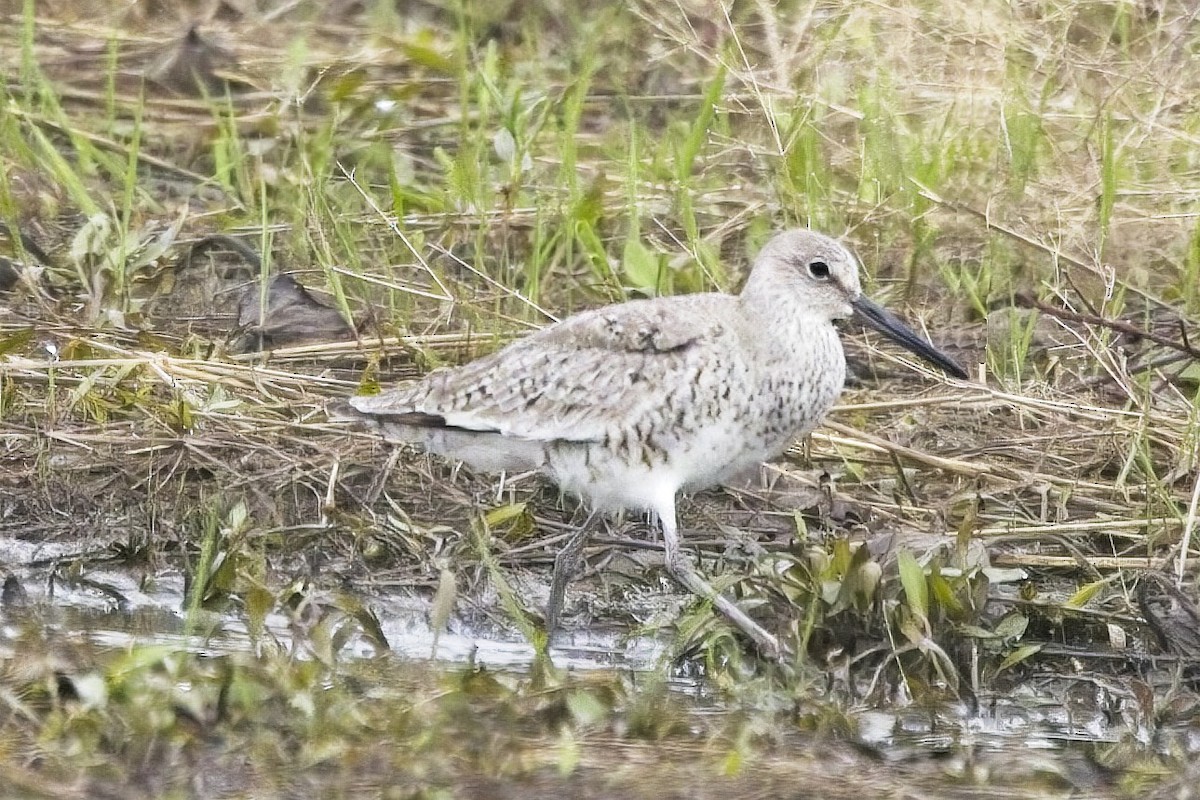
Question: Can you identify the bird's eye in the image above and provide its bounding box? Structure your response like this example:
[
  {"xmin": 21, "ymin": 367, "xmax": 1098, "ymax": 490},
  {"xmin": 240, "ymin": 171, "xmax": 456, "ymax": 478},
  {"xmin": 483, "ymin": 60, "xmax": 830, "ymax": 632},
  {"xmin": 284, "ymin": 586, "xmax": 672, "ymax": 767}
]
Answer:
[{"xmin": 808, "ymin": 260, "xmax": 830, "ymax": 279}]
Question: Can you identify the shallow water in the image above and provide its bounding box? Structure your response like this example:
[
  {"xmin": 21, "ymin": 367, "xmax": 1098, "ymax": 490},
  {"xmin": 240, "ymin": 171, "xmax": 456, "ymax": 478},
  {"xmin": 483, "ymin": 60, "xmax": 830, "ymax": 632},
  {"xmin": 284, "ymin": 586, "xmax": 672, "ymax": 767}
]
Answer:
[{"xmin": 2, "ymin": 534, "xmax": 1195, "ymax": 799}]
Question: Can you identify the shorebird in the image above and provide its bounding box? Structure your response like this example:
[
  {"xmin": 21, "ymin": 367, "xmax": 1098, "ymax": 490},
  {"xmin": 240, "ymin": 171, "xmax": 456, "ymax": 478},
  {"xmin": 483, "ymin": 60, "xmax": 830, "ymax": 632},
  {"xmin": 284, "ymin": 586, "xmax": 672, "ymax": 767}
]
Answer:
[{"xmin": 340, "ymin": 229, "xmax": 967, "ymax": 657}]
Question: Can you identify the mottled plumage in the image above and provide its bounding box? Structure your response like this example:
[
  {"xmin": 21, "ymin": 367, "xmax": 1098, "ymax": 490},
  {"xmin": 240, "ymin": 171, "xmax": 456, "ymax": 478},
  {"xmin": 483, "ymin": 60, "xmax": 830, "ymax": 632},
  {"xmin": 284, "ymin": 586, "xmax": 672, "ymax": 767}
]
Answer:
[{"xmin": 343, "ymin": 229, "xmax": 966, "ymax": 656}]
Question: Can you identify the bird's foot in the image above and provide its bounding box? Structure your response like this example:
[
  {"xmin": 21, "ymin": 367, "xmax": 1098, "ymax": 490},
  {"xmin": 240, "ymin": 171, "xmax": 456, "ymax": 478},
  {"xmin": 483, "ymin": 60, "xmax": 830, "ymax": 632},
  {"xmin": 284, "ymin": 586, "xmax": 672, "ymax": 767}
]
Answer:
[
  {"xmin": 543, "ymin": 513, "xmax": 599, "ymax": 640},
  {"xmin": 666, "ymin": 554, "xmax": 785, "ymax": 661}
]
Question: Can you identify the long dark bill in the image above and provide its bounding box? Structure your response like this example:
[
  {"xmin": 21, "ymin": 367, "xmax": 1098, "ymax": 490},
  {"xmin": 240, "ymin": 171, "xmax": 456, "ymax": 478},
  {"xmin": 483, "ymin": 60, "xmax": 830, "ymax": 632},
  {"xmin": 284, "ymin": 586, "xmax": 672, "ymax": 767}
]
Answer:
[{"xmin": 850, "ymin": 296, "xmax": 968, "ymax": 379}]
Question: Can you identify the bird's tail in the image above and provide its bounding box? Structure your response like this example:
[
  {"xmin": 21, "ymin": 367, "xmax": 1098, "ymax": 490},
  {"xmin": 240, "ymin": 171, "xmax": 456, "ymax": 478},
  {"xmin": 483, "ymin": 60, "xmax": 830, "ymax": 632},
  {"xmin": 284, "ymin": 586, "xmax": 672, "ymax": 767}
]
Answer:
[{"xmin": 327, "ymin": 399, "xmax": 546, "ymax": 473}]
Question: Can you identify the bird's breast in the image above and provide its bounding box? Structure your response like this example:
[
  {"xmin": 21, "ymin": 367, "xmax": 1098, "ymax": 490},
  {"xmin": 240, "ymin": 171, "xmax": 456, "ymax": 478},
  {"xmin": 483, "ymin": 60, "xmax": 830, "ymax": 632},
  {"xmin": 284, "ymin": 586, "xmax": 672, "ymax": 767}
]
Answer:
[{"xmin": 542, "ymin": 322, "xmax": 847, "ymax": 509}]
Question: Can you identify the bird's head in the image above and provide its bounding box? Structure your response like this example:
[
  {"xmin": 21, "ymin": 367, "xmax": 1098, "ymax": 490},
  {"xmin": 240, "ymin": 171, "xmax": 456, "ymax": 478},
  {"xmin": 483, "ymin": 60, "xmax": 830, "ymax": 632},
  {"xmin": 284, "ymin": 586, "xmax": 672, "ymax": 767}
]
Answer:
[{"xmin": 743, "ymin": 229, "xmax": 967, "ymax": 379}]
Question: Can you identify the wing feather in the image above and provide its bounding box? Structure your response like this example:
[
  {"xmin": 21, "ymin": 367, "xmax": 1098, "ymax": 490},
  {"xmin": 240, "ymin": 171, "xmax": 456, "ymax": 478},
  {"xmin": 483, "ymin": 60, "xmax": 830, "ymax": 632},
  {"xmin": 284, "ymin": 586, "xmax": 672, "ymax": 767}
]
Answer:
[{"xmin": 349, "ymin": 294, "xmax": 734, "ymax": 443}]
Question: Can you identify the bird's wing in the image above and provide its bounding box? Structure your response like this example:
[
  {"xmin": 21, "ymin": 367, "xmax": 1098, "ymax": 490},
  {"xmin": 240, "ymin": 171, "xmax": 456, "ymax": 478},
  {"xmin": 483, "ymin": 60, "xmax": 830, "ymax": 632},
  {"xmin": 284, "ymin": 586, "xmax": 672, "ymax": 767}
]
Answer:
[{"xmin": 349, "ymin": 294, "xmax": 733, "ymax": 443}]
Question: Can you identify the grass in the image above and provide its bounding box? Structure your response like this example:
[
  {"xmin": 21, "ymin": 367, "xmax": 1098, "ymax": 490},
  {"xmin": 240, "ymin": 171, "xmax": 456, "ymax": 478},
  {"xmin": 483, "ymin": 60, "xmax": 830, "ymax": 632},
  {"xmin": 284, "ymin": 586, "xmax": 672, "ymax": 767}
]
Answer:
[{"xmin": 1, "ymin": 0, "xmax": 1199, "ymax": 794}]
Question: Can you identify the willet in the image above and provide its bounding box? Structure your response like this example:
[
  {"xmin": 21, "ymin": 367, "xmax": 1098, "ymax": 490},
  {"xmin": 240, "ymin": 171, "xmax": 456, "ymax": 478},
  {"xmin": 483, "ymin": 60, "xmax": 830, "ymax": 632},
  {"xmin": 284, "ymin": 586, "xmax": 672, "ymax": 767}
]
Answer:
[{"xmin": 341, "ymin": 229, "xmax": 967, "ymax": 657}]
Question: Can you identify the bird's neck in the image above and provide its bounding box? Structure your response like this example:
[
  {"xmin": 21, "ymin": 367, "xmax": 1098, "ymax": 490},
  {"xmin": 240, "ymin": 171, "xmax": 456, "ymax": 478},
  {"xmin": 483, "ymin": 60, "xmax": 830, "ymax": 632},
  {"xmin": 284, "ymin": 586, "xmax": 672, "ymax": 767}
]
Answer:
[
  {"xmin": 737, "ymin": 290, "xmax": 837, "ymax": 360},
  {"xmin": 739, "ymin": 266, "xmax": 781, "ymax": 311}
]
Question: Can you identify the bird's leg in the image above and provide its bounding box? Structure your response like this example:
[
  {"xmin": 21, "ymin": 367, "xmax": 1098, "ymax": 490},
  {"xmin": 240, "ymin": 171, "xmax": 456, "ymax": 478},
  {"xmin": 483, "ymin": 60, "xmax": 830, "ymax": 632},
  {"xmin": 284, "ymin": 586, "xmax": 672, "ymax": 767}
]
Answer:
[
  {"xmin": 658, "ymin": 501, "xmax": 783, "ymax": 660},
  {"xmin": 544, "ymin": 509, "xmax": 601, "ymax": 639}
]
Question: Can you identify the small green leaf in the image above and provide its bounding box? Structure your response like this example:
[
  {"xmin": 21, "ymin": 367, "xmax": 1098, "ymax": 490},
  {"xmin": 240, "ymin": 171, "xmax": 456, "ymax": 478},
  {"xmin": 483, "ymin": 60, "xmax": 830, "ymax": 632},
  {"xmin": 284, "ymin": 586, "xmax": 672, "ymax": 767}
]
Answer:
[
  {"xmin": 328, "ymin": 68, "xmax": 367, "ymax": 101},
  {"xmin": 830, "ymin": 537, "xmax": 852, "ymax": 575},
  {"xmin": 998, "ymin": 642, "xmax": 1043, "ymax": 672},
  {"xmin": 1176, "ymin": 360, "xmax": 1200, "ymax": 384},
  {"xmin": 399, "ymin": 40, "xmax": 457, "ymax": 74},
  {"xmin": 929, "ymin": 563, "xmax": 963, "ymax": 616},
  {"xmin": 482, "ymin": 502, "xmax": 528, "ymax": 528},
  {"xmin": 792, "ymin": 511, "xmax": 809, "ymax": 541},
  {"xmin": 574, "ymin": 220, "xmax": 613, "ymax": 283},
  {"xmin": 244, "ymin": 582, "xmax": 275, "ymax": 640},
  {"xmin": 572, "ymin": 177, "xmax": 605, "ymax": 227},
  {"xmin": 897, "ymin": 549, "xmax": 928, "ymax": 620},
  {"xmin": 1066, "ymin": 578, "xmax": 1109, "ymax": 609},
  {"xmin": 622, "ymin": 236, "xmax": 661, "ymax": 293},
  {"xmin": 993, "ymin": 612, "xmax": 1029, "ymax": 641},
  {"xmin": 958, "ymin": 624, "xmax": 998, "ymax": 639}
]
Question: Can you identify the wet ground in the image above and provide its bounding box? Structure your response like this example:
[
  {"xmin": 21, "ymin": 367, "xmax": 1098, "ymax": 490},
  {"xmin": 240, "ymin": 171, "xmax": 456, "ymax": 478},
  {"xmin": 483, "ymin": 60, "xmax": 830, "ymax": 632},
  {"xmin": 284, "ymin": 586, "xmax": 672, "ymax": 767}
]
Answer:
[{"xmin": 3, "ymin": 530, "xmax": 1198, "ymax": 799}]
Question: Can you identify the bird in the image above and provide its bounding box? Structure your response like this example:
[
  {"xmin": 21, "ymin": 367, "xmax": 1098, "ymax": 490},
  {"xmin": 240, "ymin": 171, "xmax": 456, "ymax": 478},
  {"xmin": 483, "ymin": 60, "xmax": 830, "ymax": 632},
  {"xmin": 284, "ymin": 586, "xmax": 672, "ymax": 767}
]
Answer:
[{"xmin": 338, "ymin": 229, "xmax": 967, "ymax": 658}]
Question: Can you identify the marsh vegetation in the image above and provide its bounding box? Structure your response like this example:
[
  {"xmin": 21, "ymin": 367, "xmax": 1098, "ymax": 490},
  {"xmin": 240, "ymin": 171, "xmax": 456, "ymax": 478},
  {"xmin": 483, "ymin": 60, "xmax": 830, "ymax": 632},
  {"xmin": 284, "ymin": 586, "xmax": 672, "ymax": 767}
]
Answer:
[{"xmin": 1, "ymin": 0, "xmax": 1199, "ymax": 796}]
